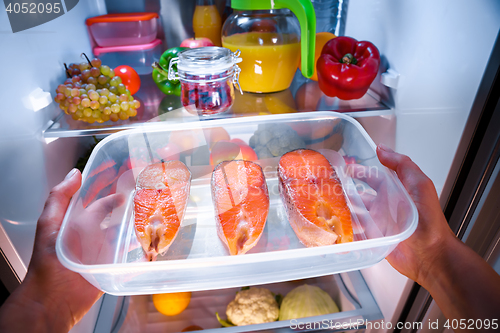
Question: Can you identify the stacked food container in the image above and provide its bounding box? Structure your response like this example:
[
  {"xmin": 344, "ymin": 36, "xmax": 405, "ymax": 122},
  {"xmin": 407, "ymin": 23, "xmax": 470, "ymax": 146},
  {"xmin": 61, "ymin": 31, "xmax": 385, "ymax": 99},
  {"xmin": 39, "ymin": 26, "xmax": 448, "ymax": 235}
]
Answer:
[{"xmin": 86, "ymin": 13, "xmax": 163, "ymax": 75}]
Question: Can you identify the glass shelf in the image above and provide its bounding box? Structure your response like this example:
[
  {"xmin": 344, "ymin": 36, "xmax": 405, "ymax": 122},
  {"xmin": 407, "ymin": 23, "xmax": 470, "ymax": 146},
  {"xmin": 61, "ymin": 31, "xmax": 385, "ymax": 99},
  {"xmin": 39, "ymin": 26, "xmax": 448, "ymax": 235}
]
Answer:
[
  {"xmin": 43, "ymin": 73, "xmax": 391, "ymax": 138},
  {"xmin": 94, "ymin": 270, "xmax": 382, "ymax": 333}
]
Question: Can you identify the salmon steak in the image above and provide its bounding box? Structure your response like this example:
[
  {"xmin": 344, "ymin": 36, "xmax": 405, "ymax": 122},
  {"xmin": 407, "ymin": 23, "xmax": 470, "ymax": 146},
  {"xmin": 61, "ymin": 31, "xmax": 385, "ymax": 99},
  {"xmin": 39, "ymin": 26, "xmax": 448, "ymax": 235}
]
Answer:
[
  {"xmin": 278, "ymin": 149, "xmax": 353, "ymax": 247},
  {"xmin": 212, "ymin": 160, "xmax": 269, "ymax": 255},
  {"xmin": 134, "ymin": 161, "xmax": 191, "ymax": 261}
]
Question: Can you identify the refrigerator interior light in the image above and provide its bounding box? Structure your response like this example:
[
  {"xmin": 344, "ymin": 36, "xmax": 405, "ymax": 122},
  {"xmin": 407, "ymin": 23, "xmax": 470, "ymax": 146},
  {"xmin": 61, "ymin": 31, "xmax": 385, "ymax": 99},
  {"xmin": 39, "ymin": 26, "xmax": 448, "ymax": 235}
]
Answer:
[
  {"xmin": 26, "ymin": 88, "xmax": 53, "ymax": 112},
  {"xmin": 44, "ymin": 137, "xmax": 59, "ymax": 144}
]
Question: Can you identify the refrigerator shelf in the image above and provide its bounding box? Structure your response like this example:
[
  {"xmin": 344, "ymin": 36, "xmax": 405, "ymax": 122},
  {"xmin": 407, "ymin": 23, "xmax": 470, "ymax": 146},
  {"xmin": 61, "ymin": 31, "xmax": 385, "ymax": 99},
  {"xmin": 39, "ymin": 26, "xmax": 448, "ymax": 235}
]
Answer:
[
  {"xmin": 43, "ymin": 74, "xmax": 391, "ymax": 138},
  {"xmin": 98, "ymin": 271, "xmax": 382, "ymax": 333}
]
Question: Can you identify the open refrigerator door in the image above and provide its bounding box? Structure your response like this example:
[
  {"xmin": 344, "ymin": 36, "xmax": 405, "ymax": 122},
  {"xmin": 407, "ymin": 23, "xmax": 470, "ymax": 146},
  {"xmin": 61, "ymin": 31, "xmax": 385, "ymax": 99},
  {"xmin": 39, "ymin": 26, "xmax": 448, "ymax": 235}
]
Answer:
[{"xmin": 1, "ymin": 1, "xmax": 500, "ymax": 333}]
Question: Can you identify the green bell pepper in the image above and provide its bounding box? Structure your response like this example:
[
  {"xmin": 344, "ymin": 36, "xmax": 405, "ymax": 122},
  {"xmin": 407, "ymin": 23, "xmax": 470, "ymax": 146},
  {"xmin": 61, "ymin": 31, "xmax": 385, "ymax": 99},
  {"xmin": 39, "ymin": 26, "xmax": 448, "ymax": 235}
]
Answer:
[{"xmin": 152, "ymin": 47, "xmax": 188, "ymax": 96}]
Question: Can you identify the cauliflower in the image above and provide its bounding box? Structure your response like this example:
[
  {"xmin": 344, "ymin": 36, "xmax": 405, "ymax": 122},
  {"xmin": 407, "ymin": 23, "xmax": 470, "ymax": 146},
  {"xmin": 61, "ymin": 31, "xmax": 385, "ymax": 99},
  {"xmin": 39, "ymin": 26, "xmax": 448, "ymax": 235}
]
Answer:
[{"xmin": 226, "ymin": 287, "xmax": 279, "ymax": 326}]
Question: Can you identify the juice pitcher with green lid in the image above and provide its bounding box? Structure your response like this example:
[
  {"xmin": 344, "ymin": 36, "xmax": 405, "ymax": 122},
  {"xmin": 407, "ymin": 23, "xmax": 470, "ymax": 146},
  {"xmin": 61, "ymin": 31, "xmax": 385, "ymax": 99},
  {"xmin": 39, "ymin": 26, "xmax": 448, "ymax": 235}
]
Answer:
[{"xmin": 222, "ymin": 0, "xmax": 316, "ymax": 93}]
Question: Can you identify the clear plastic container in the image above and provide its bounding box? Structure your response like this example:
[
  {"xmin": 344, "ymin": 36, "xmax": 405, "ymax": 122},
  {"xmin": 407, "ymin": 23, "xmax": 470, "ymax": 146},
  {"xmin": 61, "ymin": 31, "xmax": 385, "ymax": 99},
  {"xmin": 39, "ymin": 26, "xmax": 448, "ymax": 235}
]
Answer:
[
  {"xmin": 94, "ymin": 39, "xmax": 163, "ymax": 75},
  {"xmin": 168, "ymin": 47, "xmax": 242, "ymax": 116},
  {"xmin": 56, "ymin": 111, "xmax": 418, "ymax": 295},
  {"xmin": 86, "ymin": 13, "xmax": 159, "ymax": 47}
]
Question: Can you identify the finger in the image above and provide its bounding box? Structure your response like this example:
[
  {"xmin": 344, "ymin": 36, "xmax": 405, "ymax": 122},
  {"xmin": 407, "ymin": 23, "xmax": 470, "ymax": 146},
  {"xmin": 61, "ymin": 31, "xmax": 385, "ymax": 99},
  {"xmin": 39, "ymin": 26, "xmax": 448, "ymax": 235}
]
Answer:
[
  {"xmin": 376, "ymin": 144, "xmax": 411, "ymax": 169},
  {"xmin": 376, "ymin": 144, "xmax": 439, "ymax": 204},
  {"xmin": 38, "ymin": 169, "xmax": 82, "ymax": 234}
]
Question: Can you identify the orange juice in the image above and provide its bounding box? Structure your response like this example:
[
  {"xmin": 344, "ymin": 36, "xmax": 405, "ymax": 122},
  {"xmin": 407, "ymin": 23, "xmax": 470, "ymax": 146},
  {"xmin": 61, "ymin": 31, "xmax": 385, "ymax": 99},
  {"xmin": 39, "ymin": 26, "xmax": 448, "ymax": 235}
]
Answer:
[
  {"xmin": 193, "ymin": 5, "xmax": 222, "ymax": 47},
  {"xmin": 222, "ymin": 32, "xmax": 300, "ymax": 93}
]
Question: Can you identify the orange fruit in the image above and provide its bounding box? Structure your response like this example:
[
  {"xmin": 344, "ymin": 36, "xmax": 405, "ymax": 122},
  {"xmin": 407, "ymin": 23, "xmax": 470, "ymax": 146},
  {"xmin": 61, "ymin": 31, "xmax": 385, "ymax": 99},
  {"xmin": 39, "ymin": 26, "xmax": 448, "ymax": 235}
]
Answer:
[
  {"xmin": 299, "ymin": 32, "xmax": 336, "ymax": 81},
  {"xmin": 153, "ymin": 292, "xmax": 192, "ymax": 316}
]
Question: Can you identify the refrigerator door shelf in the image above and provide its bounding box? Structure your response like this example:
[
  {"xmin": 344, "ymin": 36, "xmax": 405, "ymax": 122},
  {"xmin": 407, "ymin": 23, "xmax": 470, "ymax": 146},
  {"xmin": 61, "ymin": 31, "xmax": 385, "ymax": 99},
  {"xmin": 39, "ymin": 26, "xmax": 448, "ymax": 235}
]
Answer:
[
  {"xmin": 100, "ymin": 271, "xmax": 382, "ymax": 333},
  {"xmin": 55, "ymin": 111, "xmax": 417, "ymax": 295}
]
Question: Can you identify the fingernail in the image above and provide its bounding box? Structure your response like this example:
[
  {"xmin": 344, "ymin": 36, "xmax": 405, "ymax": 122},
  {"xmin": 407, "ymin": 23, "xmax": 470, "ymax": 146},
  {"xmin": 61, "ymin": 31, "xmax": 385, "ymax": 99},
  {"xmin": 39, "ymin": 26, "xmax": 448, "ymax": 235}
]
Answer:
[
  {"xmin": 378, "ymin": 143, "xmax": 395, "ymax": 153},
  {"xmin": 65, "ymin": 168, "xmax": 78, "ymax": 180}
]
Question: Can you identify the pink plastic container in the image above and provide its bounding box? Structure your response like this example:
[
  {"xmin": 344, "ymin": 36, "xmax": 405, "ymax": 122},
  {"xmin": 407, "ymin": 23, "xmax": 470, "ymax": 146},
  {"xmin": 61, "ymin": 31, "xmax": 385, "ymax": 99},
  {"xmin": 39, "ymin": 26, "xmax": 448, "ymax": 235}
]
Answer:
[
  {"xmin": 86, "ymin": 13, "xmax": 159, "ymax": 47},
  {"xmin": 94, "ymin": 39, "xmax": 163, "ymax": 75}
]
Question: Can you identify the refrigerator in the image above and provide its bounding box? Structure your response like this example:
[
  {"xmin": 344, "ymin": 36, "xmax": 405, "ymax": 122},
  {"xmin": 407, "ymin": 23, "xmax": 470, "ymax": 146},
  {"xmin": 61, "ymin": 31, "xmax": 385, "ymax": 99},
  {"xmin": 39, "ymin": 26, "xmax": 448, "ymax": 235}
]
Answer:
[{"xmin": 1, "ymin": 0, "xmax": 499, "ymax": 332}]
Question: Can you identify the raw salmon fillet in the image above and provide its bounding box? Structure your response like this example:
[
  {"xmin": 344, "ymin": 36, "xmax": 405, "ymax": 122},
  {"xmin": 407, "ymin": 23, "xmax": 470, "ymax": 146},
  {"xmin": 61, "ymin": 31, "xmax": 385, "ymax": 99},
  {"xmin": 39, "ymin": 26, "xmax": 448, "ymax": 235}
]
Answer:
[
  {"xmin": 134, "ymin": 161, "xmax": 191, "ymax": 261},
  {"xmin": 212, "ymin": 160, "xmax": 269, "ymax": 255},
  {"xmin": 278, "ymin": 149, "xmax": 353, "ymax": 247}
]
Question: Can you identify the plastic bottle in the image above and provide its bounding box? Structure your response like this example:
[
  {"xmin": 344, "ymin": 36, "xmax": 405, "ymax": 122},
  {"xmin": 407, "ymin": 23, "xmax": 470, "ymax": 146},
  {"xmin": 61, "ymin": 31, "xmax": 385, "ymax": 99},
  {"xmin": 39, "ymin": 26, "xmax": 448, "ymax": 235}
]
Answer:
[
  {"xmin": 311, "ymin": 0, "xmax": 337, "ymax": 33},
  {"xmin": 193, "ymin": 0, "xmax": 222, "ymax": 46},
  {"xmin": 221, "ymin": 0, "xmax": 233, "ymax": 26},
  {"xmin": 311, "ymin": 0, "xmax": 348, "ymax": 36}
]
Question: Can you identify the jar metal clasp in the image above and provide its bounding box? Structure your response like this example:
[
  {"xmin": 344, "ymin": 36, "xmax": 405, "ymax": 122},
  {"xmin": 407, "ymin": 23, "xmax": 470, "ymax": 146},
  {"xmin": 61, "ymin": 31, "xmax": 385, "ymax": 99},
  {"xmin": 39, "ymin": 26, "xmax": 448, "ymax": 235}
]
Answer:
[
  {"xmin": 232, "ymin": 49, "xmax": 242, "ymax": 64},
  {"xmin": 232, "ymin": 49, "xmax": 243, "ymax": 95},
  {"xmin": 233, "ymin": 66, "xmax": 243, "ymax": 95},
  {"xmin": 167, "ymin": 58, "xmax": 180, "ymax": 81}
]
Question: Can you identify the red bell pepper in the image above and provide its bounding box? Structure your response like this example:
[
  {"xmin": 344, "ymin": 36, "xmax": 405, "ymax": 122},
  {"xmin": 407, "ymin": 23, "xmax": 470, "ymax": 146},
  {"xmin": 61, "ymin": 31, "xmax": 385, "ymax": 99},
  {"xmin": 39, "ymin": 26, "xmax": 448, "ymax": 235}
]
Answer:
[{"xmin": 317, "ymin": 36, "xmax": 380, "ymax": 100}]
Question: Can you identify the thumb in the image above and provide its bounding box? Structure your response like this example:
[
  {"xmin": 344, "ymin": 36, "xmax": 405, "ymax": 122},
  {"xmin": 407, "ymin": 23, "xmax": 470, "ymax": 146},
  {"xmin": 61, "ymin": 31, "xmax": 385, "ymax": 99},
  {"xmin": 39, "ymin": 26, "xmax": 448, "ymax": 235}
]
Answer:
[
  {"xmin": 376, "ymin": 144, "xmax": 413, "ymax": 172},
  {"xmin": 376, "ymin": 143, "xmax": 438, "ymax": 206},
  {"xmin": 377, "ymin": 143, "xmax": 426, "ymax": 185},
  {"xmin": 38, "ymin": 168, "xmax": 82, "ymax": 232}
]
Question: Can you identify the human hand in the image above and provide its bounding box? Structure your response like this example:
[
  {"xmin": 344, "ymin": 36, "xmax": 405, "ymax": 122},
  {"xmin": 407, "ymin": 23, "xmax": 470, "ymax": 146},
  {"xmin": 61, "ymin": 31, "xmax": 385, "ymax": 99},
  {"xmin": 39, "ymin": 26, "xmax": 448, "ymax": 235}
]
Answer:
[
  {"xmin": 375, "ymin": 145, "xmax": 500, "ymax": 324},
  {"xmin": 0, "ymin": 168, "xmax": 123, "ymax": 332},
  {"xmin": 345, "ymin": 145, "xmax": 500, "ymax": 324},
  {"xmin": 375, "ymin": 144, "xmax": 457, "ymax": 286}
]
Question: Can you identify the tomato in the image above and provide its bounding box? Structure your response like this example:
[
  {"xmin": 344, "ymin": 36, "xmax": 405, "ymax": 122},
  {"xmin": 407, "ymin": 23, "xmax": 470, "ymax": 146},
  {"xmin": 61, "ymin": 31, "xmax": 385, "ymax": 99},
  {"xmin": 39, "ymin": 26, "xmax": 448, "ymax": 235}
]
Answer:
[
  {"xmin": 210, "ymin": 139, "xmax": 258, "ymax": 165},
  {"xmin": 114, "ymin": 65, "xmax": 141, "ymax": 95},
  {"xmin": 204, "ymin": 127, "xmax": 230, "ymax": 149},
  {"xmin": 230, "ymin": 139, "xmax": 258, "ymax": 161},
  {"xmin": 229, "ymin": 138, "xmax": 247, "ymax": 146},
  {"xmin": 238, "ymin": 144, "xmax": 258, "ymax": 161},
  {"xmin": 210, "ymin": 141, "xmax": 241, "ymax": 166}
]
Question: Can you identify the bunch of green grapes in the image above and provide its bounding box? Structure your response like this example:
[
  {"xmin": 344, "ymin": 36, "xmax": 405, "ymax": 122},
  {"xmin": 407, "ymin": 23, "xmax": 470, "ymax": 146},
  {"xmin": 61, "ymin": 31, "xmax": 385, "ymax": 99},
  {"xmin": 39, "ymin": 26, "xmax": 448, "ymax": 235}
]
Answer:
[{"xmin": 54, "ymin": 57, "xmax": 140, "ymax": 124}]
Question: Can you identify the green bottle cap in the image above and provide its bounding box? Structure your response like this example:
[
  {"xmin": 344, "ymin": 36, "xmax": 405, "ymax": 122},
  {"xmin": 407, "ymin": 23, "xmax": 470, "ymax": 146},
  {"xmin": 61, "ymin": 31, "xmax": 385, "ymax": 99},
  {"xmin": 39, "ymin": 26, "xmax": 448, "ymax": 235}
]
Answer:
[{"xmin": 231, "ymin": 0, "xmax": 316, "ymax": 78}]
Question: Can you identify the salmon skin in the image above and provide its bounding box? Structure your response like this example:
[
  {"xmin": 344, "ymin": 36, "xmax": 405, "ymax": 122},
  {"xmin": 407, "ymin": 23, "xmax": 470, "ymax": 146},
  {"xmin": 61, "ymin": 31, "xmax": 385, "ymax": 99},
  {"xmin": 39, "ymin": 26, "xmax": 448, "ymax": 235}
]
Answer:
[
  {"xmin": 133, "ymin": 161, "xmax": 191, "ymax": 261},
  {"xmin": 278, "ymin": 149, "xmax": 353, "ymax": 247},
  {"xmin": 212, "ymin": 160, "xmax": 270, "ymax": 255}
]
